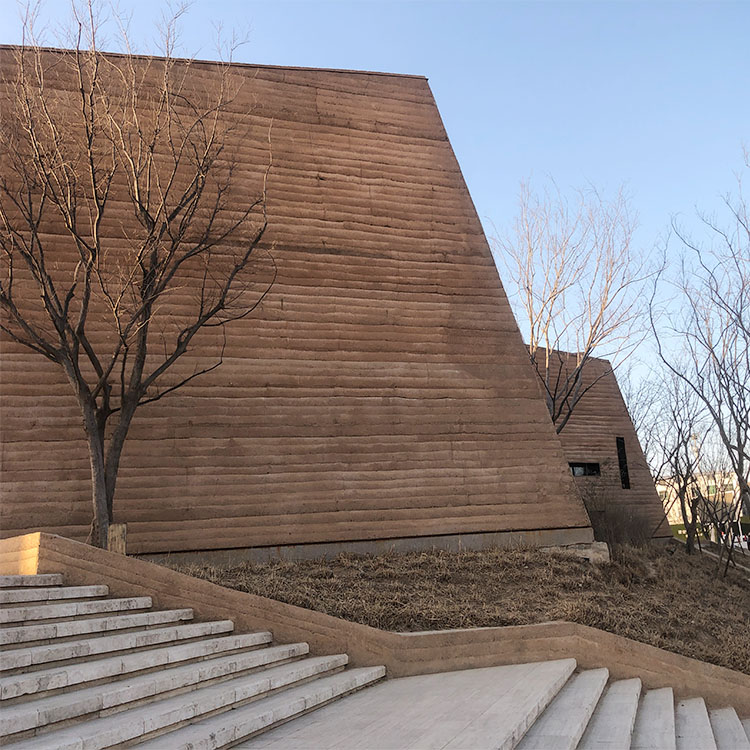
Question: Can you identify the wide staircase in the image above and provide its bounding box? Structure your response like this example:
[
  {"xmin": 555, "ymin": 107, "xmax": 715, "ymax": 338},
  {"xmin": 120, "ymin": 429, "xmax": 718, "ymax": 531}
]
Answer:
[
  {"xmin": 1, "ymin": 574, "xmax": 748, "ymax": 749},
  {"xmin": 517, "ymin": 663, "xmax": 750, "ymax": 750},
  {"xmin": 0, "ymin": 573, "xmax": 384, "ymax": 748},
  {"xmin": 240, "ymin": 657, "xmax": 750, "ymax": 750}
]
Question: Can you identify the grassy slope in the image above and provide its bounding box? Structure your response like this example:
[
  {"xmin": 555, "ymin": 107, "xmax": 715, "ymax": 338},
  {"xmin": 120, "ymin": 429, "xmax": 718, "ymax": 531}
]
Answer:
[{"xmin": 172, "ymin": 543, "xmax": 750, "ymax": 675}]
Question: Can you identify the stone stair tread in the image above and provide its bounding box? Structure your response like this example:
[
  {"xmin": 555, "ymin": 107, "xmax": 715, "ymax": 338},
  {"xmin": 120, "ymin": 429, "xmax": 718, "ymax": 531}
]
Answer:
[
  {"xmin": 0, "ymin": 597, "xmax": 153, "ymax": 625},
  {"xmin": 0, "ymin": 631, "xmax": 273, "ymax": 701},
  {"xmin": 136, "ymin": 664, "xmax": 385, "ymax": 750},
  {"xmin": 577, "ymin": 677, "xmax": 642, "ymax": 750},
  {"xmin": 433, "ymin": 658, "xmax": 576, "ymax": 750},
  {"xmin": 0, "ymin": 575, "xmax": 64, "ymax": 588},
  {"xmin": 0, "ymin": 642, "xmax": 310, "ymax": 738},
  {"xmin": 709, "ymin": 707, "xmax": 750, "ymax": 750},
  {"xmin": 0, "ymin": 619, "xmax": 236, "ymax": 672},
  {"xmin": 676, "ymin": 698, "xmax": 717, "ymax": 750},
  {"xmin": 0, "ymin": 586, "xmax": 109, "ymax": 605},
  {"xmin": 516, "ymin": 667, "xmax": 609, "ymax": 750},
  {"xmin": 244, "ymin": 660, "xmax": 579, "ymax": 750},
  {"xmin": 631, "ymin": 687, "xmax": 676, "ymax": 750},
  {"xmin": 742, "ymin": 718, "xmax": 750, "ymax": 742},
  {"xmin": 12, "ymin": 654, "xmax": 354, "ymax": 750},
  {"xmin": 0, "ymin": 608, "xmax": 194, "ymax": 647}
]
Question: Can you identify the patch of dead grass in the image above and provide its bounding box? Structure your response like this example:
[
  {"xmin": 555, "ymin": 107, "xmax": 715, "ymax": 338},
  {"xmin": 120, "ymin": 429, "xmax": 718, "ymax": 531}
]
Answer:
[{"xmin": 170, "ymin": 543, "xmax": 750, "ymax": 675}]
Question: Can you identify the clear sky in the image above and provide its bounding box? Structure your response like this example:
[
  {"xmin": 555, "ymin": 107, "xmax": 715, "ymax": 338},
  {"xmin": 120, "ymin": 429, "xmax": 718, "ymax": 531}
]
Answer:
[{"xmin": 2, "ymin": 0, "xmax": 749, "ymax": 263}]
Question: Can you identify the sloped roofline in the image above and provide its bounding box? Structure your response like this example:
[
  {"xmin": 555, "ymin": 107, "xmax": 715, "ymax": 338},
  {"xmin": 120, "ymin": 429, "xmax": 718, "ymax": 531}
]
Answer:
[{"xmin": 0, "ymin": 44, "xmax": 428, "ymax": 81}]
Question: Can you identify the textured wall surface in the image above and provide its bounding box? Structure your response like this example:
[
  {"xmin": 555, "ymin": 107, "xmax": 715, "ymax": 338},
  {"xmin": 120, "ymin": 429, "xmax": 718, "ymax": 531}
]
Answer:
[
  {"xmin": 555, "ymin": 356, "xmax": 670, "ymax": 539},
  {"xmin": 0, "ymin": 50, "xmax": 592, "ymax": 553}
]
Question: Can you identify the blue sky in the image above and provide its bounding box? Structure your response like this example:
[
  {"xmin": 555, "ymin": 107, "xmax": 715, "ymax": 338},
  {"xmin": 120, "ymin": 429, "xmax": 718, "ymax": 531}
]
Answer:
[{"xmin": 3, "ymin": 0, "xmax": 748, "ymax": 262}]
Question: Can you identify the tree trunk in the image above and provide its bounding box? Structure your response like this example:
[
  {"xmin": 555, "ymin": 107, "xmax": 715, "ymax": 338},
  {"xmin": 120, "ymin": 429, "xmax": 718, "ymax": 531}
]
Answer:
[
  {"xmin": 102, "ymin": 404, "xmax": 138, "ymax": 524},
  {"xmin": 740, "ymin": 480, "xmax": 750, "ymax": 518},
  {"xmin": 685, "ymin": 522, "xmax": 697, "ymax": 555},
  {"xmin": 678, "ymin": 491, "xmax": 694, "ymax": 554},
  {"xmin": 82, "ymin": 407, "xmax": 110, "ymax": 548}
]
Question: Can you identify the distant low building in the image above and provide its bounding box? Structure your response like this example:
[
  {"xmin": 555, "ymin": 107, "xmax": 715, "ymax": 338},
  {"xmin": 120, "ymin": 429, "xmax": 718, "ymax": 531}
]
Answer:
[{"xmin": 657, "ymin": 473, "xmax": 741, "ymax": 526}]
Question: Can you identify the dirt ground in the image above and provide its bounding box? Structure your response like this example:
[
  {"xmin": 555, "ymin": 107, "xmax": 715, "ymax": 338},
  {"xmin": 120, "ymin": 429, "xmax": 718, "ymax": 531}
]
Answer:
[{"xmin": 171, "ymin": 542, "xmax": 750, "ymax": 675}]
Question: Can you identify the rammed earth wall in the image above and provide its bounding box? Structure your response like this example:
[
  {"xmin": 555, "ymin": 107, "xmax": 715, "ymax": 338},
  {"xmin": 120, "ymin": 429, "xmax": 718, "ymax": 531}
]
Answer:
[
  {"xmin": 0, "ymin": 50, "xmax": 593, "ymax": 553},
  {"xmin": 555, "ymin": 355, "xmax": 670, "ymax": 540}
]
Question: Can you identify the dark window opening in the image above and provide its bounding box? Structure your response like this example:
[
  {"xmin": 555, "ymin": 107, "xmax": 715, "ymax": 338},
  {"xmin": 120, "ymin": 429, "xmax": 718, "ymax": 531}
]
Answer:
[
  {"xmin": 616, "ymin": 436, "xmax": 631, "ymax": 489},
  {"xmin": 569, "ymin": 462, "xmax": 601, "ymax": 477}
]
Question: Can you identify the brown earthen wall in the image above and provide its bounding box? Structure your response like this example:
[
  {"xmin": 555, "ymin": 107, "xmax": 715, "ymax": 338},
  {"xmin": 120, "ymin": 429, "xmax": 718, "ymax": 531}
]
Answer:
[{"xmin": 0, "ymin": 50, "xmax": 593, "ymax": 553}]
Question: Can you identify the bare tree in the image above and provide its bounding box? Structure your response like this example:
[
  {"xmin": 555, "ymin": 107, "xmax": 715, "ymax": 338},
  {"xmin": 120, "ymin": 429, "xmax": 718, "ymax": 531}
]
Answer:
[
  {"xmin": 494, "ymin": 181, "xmax": 648, "ymax": 433},
  {"xmin": 652, "ymin": 155, "xmax": 750, "ymax": 525},
  {"xmin": 648, "ymin": 154, "xmax": 749, "ymax": 574},
  {"xmin": 620, "ymin": 363, "xmax": 712, "ymax": 552},
  {"xmin": 649, "ymin": 371, "xmax": 708, "ymax": 554},
  {"xmin": 0, "ymin": 10, "xmax": 275, "ymax": 547},
  {"xmin": 694, "ymin": 459, "xmax": 746, "ymax": 575}
]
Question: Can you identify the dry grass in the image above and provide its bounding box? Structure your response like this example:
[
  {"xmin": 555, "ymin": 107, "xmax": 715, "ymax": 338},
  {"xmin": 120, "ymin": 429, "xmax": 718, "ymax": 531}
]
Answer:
[{"xmin": 171, "ymin": 543, "xmax": 750, "ymax": 675}]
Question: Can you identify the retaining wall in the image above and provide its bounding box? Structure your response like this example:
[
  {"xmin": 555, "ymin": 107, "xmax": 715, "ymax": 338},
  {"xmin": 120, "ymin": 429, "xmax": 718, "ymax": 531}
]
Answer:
[{"xmin": 3, "ymin": 532, "xmax": 747, "ymax": 713}]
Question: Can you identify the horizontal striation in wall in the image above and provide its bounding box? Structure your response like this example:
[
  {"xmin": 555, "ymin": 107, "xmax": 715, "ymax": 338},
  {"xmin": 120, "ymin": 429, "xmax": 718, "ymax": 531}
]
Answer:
[{"xmin": 0, "ymin": 49, "xmax": 592, "ymax": 553}]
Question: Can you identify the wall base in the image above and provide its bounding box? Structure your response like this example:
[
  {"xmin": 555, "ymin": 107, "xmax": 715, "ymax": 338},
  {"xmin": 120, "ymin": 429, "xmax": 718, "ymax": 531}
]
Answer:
[{"xmin": 140, "ymin": 526, "xmax": 596, "ymax": 566}]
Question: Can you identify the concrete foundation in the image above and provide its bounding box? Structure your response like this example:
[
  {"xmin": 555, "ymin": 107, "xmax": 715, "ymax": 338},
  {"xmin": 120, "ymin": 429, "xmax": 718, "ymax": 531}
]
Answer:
[{"xmin": 140, "ymin": 526, "xmax": 597, "ymax": 566}]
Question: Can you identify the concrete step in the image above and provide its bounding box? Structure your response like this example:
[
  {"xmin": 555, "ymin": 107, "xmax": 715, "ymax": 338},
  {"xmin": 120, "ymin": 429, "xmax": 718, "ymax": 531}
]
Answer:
[
  {"xmin": 440, "ymin": 658, "xmax": 577, "ymax": 750},
  {"xmin": 709, "ymin": 707, "xmax": 750, "ymax": 750},
  {"xmin": 0, "ymin": 586, "xmax": 109, "ymax": 605},
  {"xmin": 243, "ymin": 659, "xmax": 580, "ymax": 750},
  {"xmin": 138, "ymin": 664, "xmax": 386, "ymax": 750},
  {"xmin": 0, "ymin": 630, "xmax": 273, "ymax": 701},
  {"xmin": 742, "ymin": 718, "xmax": 750, "ymax": 742},
  {"xmin": 0, "ymin": 575, "xmax": 64, "ymax": 588},
  {"xmin": 577, "ymin": 677, "xmax": 642, "ymax": 750},
  {"xmin": 675, "ymin": 698, "xmax": 717, "ymax": 750},
  {"xmin": 0, "ymin": 642, "xmax": 310, "ymax": 739},
  {"xmin": 11, "ymin": 654, "xmax": 356, "ymax": 750},
  {"xmin": 0, "ymin": 619, "xmax": 235, "ymax": 673},
  {"xmin": 631, "ymin": 687, "xmax": 676, "ymax": 750},
  {"xmin": 0, "ymin": 608, "xmax": 194, "ymax": 648},
  {"xmin": 0, "ymin": 596, "xmax": 153, "ymax": 625},
  {"xmin": 516, "ymin": 668, "xmax": 609, "ymax": 750}
]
